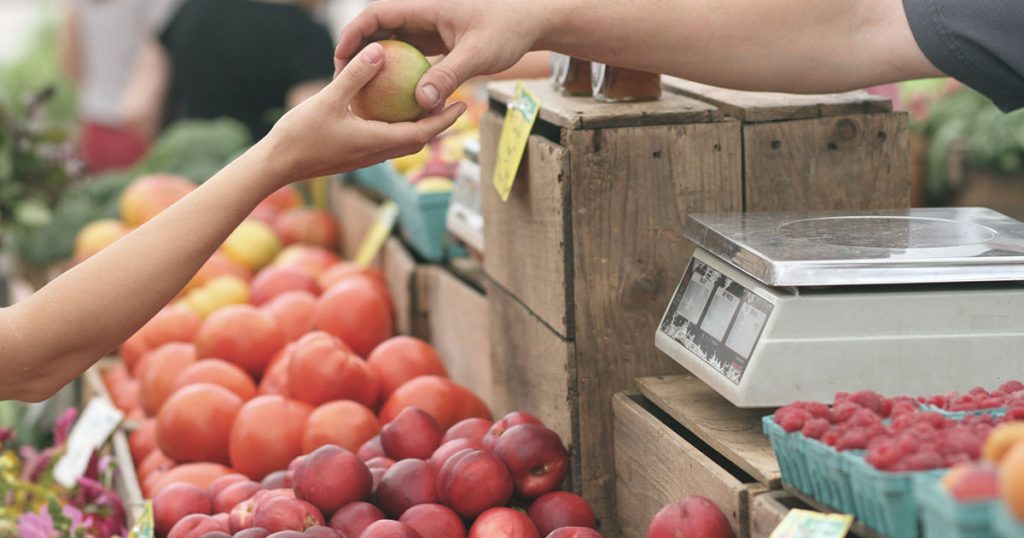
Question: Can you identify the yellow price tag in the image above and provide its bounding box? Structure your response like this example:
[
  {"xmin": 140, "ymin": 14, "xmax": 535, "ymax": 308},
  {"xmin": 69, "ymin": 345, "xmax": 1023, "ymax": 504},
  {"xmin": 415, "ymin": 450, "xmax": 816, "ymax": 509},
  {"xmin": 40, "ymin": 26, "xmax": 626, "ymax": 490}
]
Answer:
[
  {"xmin": 354, "ymin": 200, "xmax": 398, "ymax": 268},
  {"xmin": 127, "ymin": 501, "xmax": 155, "ymax": 538},
  {"xmin": 310, "ymin": 176, "xmax": 330, "ymax": 210},
  {"xmin": 770, "ymin": 509, "xmax": 853, "ymax": 538},
  {"xmin": 492, "ymin": 82, "xmax": 540, "ymax": 201}
]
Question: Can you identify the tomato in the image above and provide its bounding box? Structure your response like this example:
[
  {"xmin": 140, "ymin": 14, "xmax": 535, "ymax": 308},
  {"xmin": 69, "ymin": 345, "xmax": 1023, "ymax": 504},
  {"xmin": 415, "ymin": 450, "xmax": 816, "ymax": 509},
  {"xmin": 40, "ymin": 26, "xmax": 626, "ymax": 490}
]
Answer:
[
  {"xmin": 137, "ymin": 448, "xmax": 175, "ymax": 481},
  {"xmin": 157, "ymin": 383, "xmax": 243, "ymax": 464},
  {"xmin": 249, "ymin": 266, "xmax": 320, "ymax": 306},
  {"xmin": 187, "ymin": 251, "xmax": 253, "ymax": 292},
  {"xmin": 130, "ymin": 419, "xmax": 158, "ymax": 463},
  {"xmin": 119, "ymin": 331, "xmax": 149, "ymax": 375},
  {"xmin": 195, "ymin": 305, "xmax": 284, "ymax": 378},
  {"xmin": 150, "ymin": 463, "xmax": 235, "ymax": 496},
  {"xmin": 143, "ymin": 305, "xmax": 202, "ymax": 349},
  {"xmin": 272, "ymin": 245, "xmax": 340, "ymax": 277},
  {"xmin": 379, "ymin": 376, "xmax": 492, "ymax": 430},
  {"xmin": 104, "ymin": 364, "xmax": 141, "ymax": 412},
  {"xmin": 313, "ymin": 276, "xmax": 393, "ymax": 357},
  {"xmin": 257, "ymin": 185, "xmax": 303, "ymax": 214},
  {"xmin": 229, "ymin": 395, "xmax": 313, "ymax": 480},
  {"xmin": 261, "ymin": 291, "xmax": 317, "ymax": 343},
  {"xmin": 287, "ymin": 333, "xmax": 379, "ymax": 408},
  {"xmin": 318, "ymin": 262, "xmax": 387, "ymax": 295},
  {"xmin": 273, "ymin": 208, "xmax": 339, "ymax": 249},
  {"xmin": 302, "ymin": 400, "xmax": 381, "ymax": 453},
  {"xmin": 366, "ymin": 336, "xmax": 448, "ymax": 402},
  {"xmin": 258, "ymin": 349, "xmax": 292, "ymax": 397},
  {"xmin": 174, "ymin": 359, "xmax": 257, "ymax": 401},
  {"xmin": 140, "ymin": 343, "xmax": 198, "ymax": 416}
]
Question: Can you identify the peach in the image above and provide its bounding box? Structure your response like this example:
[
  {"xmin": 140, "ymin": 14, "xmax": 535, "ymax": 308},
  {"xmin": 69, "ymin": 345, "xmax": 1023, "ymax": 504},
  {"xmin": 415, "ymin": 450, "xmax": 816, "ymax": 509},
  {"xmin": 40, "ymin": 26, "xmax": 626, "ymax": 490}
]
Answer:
[
  {"xmin": 293, "ymin": 445, "xmax": 373, "ymax": 514},
  {"xmin": 273, "ymin": 208, "xmax": 339, "ymax": 250},
  {"xmin": 376, "ymin": 459, "xmax": 437, "ymax": 518},
  {"xmin": 546, "ymin": 528, "xmax": 604, "ymax": 538},
  {"xmin": 167, "ymin": 513, "xmax": 227, "ymax": 538},
  {"xmin": 153, "ymin": 483, "xmax": 212, "ymax": 537},
  {"xmin": 262, "ymin": 291, "xmax": 317, "ymax": 343},
  {"xmin": 303, "ymin": 400, "xmax": 381, "ymax": 454},
  {"xmin": 381, "ymin": 408, "xmax": 443, "ymax": 461},
  {"xmin": 262, "ymin": 470, "xmax": 289, "ymax": 490},
  {"xmin": 195, "ymin": 305, "xmax": 284, "ymax": 378},
  {"xmin": 468, "ymin": 507, "xmax": 540, "ymax": 538},
  {"xmin": 646, "ymin": 497, "xmax": 733, "ymax": 538},
  {"xmin": 250, "ymin": 266, "xmax": 320, "ymax": 306},
  {"xmin": 273, "ymin": 245, "xmax": 340, "ymax": 277},
  {"xmin": 351, "ymin": 41, "xmax": 430, "ymax": 123},
  {"xmin": 73, "ymin": 219, "xmax": 127, "ymax": 262},
  {"xmin": 437, "ymin": 449, "xmax": 513, "ymax": 518},
  {"xmin": 359, "ymin": 520, "xmax": 424, "ymax": 538},
  {"xmin": 493, "ymin": 425, "xmax": 569, "ymax": 499},
  {"xmin": 213, "ymin": 480, "xmax": 263, "ymax": 514},
  {"xmin": 1000, "ymin": 441, "xmax": 1024, "ymax": 519},
  {"xmin": 365, "ymin": 457, "xmax": 396, "ymax": 470},
  {"xmin": 207, "ymin": 473, "xmax": 249, "ymax": 502},
  {"xmin": 430, "ymin": 439, "xmax": 484, "ymax": 470},
  {"xmin": 233, "ymin": 530, "xmax": 271, "ymax": 538},
  {"xmin": 483, "ymin": 412, "xmax": 543, "ymax": 451},
  {"xmin": 257, "ymin": 185, "xmax": 303, "ymax": 214},
  {"xmin": 399, "ymin": 504, "xmax": 466, "ymax": 538},
  {"xmin": 528, "ymin": 492, "xmax": 596, "ymax": 536},
  {"xmin": 252, "ymin": 497, "xmax": 324, "ymax": 533},
  {"xmin": 120, "ymin": 174, "xmax": 195, "ymax": 227},
  {"xmin": 358, "ymin": 436, "xmax": 386, "ymax": 462},
  {"xmin": 307, "ymin": 526, "xmax": 344, "ymax": 538},
  {"xmin": 983, "ymin": 423, "xmax": 1024, "ymax": 464},
  {"xmin": 329, "ymin": 502, "xmax": 386, "ymax": 537},
  {"xmin": 941, "ymin": 463, "xmax": 999, "ymax": 501},
  {"xmin": 442, "ymin": 418, "xmax": 493, "ymax": 445}
]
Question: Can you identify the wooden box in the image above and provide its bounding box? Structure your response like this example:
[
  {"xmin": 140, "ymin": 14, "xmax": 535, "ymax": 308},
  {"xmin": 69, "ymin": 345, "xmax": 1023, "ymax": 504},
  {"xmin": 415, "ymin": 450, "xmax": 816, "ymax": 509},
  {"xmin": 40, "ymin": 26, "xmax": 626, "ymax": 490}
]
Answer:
[{"xmin": 480, "ymin": 79, "xmax": 908, "ymax": 524}]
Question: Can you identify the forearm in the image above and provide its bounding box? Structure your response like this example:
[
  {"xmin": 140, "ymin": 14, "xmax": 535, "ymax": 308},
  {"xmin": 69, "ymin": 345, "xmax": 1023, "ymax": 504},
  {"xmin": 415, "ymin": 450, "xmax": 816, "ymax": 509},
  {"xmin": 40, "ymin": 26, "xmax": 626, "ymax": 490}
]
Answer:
[
  {"xmin": 541, "ymin": 0, "xmax": 940, "ymax": 93},
  {"xmin": 0, "ymin": 141, "xmax": 283, "ymax": 401}
]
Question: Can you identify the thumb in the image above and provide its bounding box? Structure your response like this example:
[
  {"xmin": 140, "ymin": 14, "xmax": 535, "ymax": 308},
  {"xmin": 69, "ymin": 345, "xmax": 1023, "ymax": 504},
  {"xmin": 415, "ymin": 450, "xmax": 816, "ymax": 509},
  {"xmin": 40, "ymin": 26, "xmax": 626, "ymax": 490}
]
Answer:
[
  {"xmin": 415, "ymin": 45, "xmax": 482, "ymax": 110},
  {"xmin": 330, "ymin": 42, "xmax": 386, "ymax": 101}
]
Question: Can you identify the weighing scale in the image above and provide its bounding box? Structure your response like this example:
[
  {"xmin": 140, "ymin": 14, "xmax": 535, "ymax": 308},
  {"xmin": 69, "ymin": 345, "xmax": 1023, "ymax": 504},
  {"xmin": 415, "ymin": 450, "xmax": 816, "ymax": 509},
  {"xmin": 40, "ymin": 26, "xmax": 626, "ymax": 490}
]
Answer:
[{"xmin": 655, "ymin": 207, "xmax": 1024, "ymax": 407}]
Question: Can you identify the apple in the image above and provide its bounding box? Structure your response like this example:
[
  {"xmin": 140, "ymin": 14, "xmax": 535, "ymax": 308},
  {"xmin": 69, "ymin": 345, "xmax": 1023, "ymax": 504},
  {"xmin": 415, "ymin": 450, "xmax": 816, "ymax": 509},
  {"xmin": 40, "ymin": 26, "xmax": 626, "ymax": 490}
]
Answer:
[
  {"xmin": 167, "ymin": 514, "xmax": 228, "ymax": 538},
  {"xmin": 252, "ymin": 497, "xmax": 324, "ymax": 533},
  {"xmin": 468, "ymin": 508, "xmax": 540, "ymax": 538},
  {"xmin": 376, "ymin": 459, "xmax": 438, "ymax": 518},
  {"xmin": 294, "ymin": 445, "xmax": 373, "ymax": 514},
  {"xmin": 232, "ymin": 529, "xmax": 271, "ymax": 538},
  {"xmin": 381, "ymin": 408, "xmax": 444, "ymax": 461},
  {"xmin": 153, "ymin": 483, "xmax": 212, "ymax": 536},
  {"xmin": 528, "ymin": 492, "xmax": 596, "ymax": 535},
  {"xmin": 329, "ymin": 502, "xmax": 386, "ymax": 537},
  {"xmin": 213, "ymin": 480, "xmax": 263, "ymax": 514},
  {"xmin": 442, "ymin": 418, "xmax": 492, "ymax": 445},
  {"xmin": 483, "ymin": 412, "xmax": 543, "ymax": 451},
  {"xmin": 399, "ymin": 504, "xmax": 466, "ymax": 538},
  {"xmin": 493, "ymin": 425, "xmax": 569, "ymax": 498},
  {"xmin": 437, "ymin": 449, "xmax": 513, "ymax": 518},
  {"xmin": 360, "ymin": 520, "xmax": 424, "ymax": 538},
  {"xmin": 430, "ymin": 438, "xmax": 484, "ymax": 470},
  {"xmin": 646, "ymin": 497, "xmax": 733, "ymax": 538},
  {"xmin": 545, "ymin": 528, "xmax": 604, "ymax": 538},
  {"xmin": 351, "ymin": 41, "xmax": 430, "ymax": 123}
]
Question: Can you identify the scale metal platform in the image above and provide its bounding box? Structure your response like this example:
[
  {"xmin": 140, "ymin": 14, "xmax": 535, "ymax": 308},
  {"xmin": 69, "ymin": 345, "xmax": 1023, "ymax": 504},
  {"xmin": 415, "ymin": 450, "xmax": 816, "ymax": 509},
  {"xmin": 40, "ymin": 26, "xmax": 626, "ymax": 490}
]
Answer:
[{"xmin": 655, "ymin": 207, "xmax": 1024, "ymax": 407}]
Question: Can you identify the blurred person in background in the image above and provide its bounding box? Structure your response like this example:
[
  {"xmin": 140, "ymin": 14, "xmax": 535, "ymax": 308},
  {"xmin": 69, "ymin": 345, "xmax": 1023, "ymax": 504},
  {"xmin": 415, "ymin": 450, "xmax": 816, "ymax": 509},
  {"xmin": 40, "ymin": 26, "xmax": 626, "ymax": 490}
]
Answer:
[
  {"xmin": 121, "ymin": 0, "xmax": 336, "ymax": 142},
  {"xmin": 60, "ymin": 0, "xmax": 181, "ymax": 172}
]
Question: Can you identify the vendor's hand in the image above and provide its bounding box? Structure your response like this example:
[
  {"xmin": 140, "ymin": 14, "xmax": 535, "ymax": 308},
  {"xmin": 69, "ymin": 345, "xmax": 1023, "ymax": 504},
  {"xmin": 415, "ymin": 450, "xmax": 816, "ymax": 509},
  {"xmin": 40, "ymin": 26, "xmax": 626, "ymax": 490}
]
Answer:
[
  {"xmin": 335, "ymin": 0, "xmax": 548, "ymax": 111},
  {"xmin": 262, "ymin": 42, "xmax": 467, "ymax": 186}
]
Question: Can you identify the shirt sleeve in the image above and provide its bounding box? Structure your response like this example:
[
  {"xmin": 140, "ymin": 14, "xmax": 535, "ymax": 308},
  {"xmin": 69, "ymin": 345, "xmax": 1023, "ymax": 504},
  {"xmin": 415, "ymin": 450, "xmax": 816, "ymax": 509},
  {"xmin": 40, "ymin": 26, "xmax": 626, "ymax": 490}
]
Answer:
[
  {"xmin": 902, "ymin": 0, "xmax": 1024, "ymax": 112},
  {"xmin": 286, "ymin": 23, "xmax": 336, "ymax": 87}
]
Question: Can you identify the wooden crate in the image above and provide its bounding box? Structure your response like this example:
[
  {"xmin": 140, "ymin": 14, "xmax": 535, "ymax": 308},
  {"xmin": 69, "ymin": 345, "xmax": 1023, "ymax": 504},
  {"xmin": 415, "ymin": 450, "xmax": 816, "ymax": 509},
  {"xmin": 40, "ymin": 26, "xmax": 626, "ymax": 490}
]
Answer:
[
  {"xmin": 749, "ymin": 491, "xmax": 797, "ymax": 538},
  {"xmin": 614, "ymin": 392, "xmax": 768, "ymax": 538},
  {"xmin": 382, "ymin": 237, "xmax": 427, "ymax": 337},
  {"xmin": 480, "ymin": 78, "xmax": 909, "ymax": 525},
  {"xmin": 330, "ymin": 180, "xmax": 384, "ymax": 262}
]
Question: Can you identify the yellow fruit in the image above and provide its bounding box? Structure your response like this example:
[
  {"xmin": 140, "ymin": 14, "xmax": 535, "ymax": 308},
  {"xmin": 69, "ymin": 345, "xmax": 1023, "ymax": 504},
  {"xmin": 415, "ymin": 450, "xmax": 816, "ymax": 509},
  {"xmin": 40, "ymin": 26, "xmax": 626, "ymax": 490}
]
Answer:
[
  {"xmin": 180, "ymin": 275, "xmax": 250, "ymax": 318},
  {"xmin": 415, "ymin": 177, "xmax": 454, "ymax": 194},
  {"xmin": 392, "ymin": 146, "xmax": 431, "ymax": 174},
  {"xmin": 74, "ymin": 219, "xmax": 128, "ymax": 260},
  {"xmin": 1000, "ymin": 442, "xmax": 1024, "ymax": 519},
  {"xmin": 983, "ymin": 423, "xmax": 1024, "ymax": 464},
  {"xmin": 223, "ymin": 220, "xmax": 282, "ymax": 270}
]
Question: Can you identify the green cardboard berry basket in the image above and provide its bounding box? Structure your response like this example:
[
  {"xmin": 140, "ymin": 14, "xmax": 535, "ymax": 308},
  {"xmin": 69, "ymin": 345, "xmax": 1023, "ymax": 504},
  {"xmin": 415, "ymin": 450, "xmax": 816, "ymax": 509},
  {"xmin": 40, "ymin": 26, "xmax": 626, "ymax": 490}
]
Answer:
[
  {"xmin": 916, "ymin": 474, "xmax": 999, "ymax": 538},
  {"xmin": 919, "ymin": 404, "xmax": 1008, "ymax": 420},
  {"xmin": 806, "ymin": 440, "xmax": 859, "ymax": 514},
  {"xmin": 847, "ymin": 454, "xmax": 945, "ymax": 538},
  {"xmin": 392, "ymin": 176, "xmax": 466, "ymax": 262},
  {"xmin": 763, "ymin": 416, "xmax": 815, "ymax": 496},
  {"xmin": 349, "ymin": 162, "xmax": 398, "ymax": 199},
  {"xmin": 993, "ymin": 504, "xmax": 1024, "ymax": 538}
]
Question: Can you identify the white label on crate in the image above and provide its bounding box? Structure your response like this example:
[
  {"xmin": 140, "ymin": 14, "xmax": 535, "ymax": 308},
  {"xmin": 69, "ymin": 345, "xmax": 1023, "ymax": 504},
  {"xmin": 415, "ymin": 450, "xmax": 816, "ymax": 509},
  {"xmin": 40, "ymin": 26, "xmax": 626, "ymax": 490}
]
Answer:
[
  {"xmin": 54, "ymin": 397, "xmax": 124, "ymax": 488},
  {"xmin": 726, "ymin": 299, "xmax": 769, "ymax": 358},
  {"xmin": 701, "ymin": 287, "xmax": 740, "ymax": 342}
]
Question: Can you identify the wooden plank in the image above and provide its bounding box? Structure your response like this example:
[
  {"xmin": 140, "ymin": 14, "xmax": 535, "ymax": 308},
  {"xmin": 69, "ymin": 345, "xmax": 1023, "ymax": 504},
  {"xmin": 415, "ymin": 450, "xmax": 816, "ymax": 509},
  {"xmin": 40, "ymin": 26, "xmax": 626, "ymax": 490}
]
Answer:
[
  {"xmin": 614, "ymin": 393, "xmax": 766, "ymax": 538},
  {"xmin": 743, "ymin": 113, "xmax": 910, "ymax": 211},
  {"xmin": 423, "ymin": 266, "xmax": 493, "ymax": 406},
  {"xmin": 488, "ymin": 79, "xmax": 720, "ymax": 130},
  {"xmin": 663, "ymin": 77, "xmax": 892, "ymax": 123},
  {"xmin": 485, "ymin": 278, "xmax": 576, "ymax": 481},
  {"xmin": 637, "ymin": 375, "xmax": 781, "ymax": 488},
  {"xmin": 567, "ymin": 120, "xmax": 744, "ymax": 523},
  {"xmin": 111, "ymin": 429, "xmax": 146, "ymax": 522},
  {"xmin": 330, "ymin": 181, "xmax": 383, "ymax": 263},
  {"xmin": 749, "ymin": 492, "xmax": 797, "ymax": 538},
  {"xmin": 381, "ymin": 237, "xmax": 423, "ymax": 336},
  {"xmin": 481, "ymin": 114, "xmax": 573, "ymax": 337}
]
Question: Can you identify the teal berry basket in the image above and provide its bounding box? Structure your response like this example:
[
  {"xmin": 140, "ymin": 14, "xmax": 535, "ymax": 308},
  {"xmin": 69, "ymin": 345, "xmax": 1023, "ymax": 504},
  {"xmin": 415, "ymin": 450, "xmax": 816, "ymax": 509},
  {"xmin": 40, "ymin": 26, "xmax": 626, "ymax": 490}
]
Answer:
[
  {"xmin": 847, "ymin": 454, "xmax": 945, "ymax": 538},
  {"xmin": 763, "ymin": 416, "xmax": 815, "ymax": 496},
  {"xmin": 993, "ymin": 504, "xmax": 1024, "ymax": 538},
  {"xmin": 392, "ymin": 177, "xmax": 462, "ymax": 262},
  {"xmin": 349, "ymin": 162, "xmax": 398, "ymax": 199},
  {"xmin": 918, "ymin": 404, "xmax": 1008, "ymax": 420},
  {"xmin": 917, "ymin": 474, "xmax": 1000, "ymax": 538},
  {"xmin": 805, "ymin": 440, "xmax": 859, "ymax": 514}
]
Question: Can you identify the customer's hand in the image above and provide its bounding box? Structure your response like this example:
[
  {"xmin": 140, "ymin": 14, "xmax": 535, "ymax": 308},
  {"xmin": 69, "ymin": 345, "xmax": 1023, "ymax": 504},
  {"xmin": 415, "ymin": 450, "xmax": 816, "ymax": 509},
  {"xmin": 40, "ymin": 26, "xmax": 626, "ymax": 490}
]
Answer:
[
  {"xmin": 262, "ymin": 42, "xmax": 466, "ymax": 186},
  {"xmin": 334, "ymin": 0, "xmax": 547, "ymax": 111}
]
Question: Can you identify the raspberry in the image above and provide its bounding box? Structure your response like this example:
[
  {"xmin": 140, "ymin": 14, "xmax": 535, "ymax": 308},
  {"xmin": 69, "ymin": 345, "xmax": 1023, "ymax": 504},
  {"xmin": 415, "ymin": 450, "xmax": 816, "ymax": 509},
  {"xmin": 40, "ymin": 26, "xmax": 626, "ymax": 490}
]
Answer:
[
  {"xmin": 920, "ymin": 412, "xmax": 951, "ymax": 429},
  {"xmin": 831, "ymin": 402, "xmax": 862, "ymax": 424},
  {"xmin": 848, "ymin": 408, "xmax": 882, "ymax": 428},
  {"xmin": 800, "ymin": 418, "xmax": 831, "ymax": 440},
  {"xmin": 822, "ymin": 430, "xmax": 840, "ymax": 447},
  {"xmin": 890, "ymin": 401, "xmax": 918, "ymax": 418},
  {"xmin": 835, "ymin": 428, "xmax": 871, "ymax": 451},
  {"xmin": 850, "ymin": 391, "xmax": 886, "ymax": 415},
  {"xmin": 833, "ymin": 391, "xmax": 851, "ymax": 404},
  {"xmin": 1002, "ymin": 406, "xmax": 1024, "ymax": 422},
  {"xmin": 999, "ymin": 380, "xmax": 1024, "ymax": 393},
  {"xmin": 943, "ymin": 452, "xmax": 971, "ymax": 467},
  {"xmin": 867, "ymin": 441, "xmax": 903, "ymax": 470},
  {"xmin": 793, "ymin": 402, "xmax": 834, "ymax": 422},
  {"xmin": 777, "ymin": 408, "xmax": 812, "ymax": 433},
  {"xmin": 899, "ymin": 450, "xmax": 944, "ymax": 471},
  {"xmin": 969, "ymin": 386, "xmax": 989, "ymax": 396}
]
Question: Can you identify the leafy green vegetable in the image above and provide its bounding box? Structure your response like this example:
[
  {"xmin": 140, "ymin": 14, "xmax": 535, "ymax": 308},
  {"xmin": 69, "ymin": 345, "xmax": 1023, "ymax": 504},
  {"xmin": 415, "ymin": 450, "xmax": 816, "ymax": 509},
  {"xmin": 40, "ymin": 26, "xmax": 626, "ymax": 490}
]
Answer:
[{"xmin": 136, "ymin": 118, "xmax": 252, "ymax": 183}]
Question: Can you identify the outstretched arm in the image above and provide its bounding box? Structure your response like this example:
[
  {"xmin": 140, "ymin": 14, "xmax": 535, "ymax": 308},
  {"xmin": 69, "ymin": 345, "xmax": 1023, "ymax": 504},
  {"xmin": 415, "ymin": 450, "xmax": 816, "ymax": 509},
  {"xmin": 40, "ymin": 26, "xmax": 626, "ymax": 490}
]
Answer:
[
  {"xmin": 335, "ymin": 0, "xmax": 941, "ymax": 110},
  {"xmin": 0, "ymin": 43, "xmax": 466, "ymax": 402}
]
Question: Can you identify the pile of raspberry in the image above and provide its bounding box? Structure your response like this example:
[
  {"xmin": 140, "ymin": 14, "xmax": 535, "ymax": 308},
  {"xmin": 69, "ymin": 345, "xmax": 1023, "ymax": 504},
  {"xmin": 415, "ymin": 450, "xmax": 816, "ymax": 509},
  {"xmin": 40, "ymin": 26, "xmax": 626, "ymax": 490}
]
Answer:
[{"xmin": 772, "ymin": 381, "xmax": 1024, "ymax": 473}]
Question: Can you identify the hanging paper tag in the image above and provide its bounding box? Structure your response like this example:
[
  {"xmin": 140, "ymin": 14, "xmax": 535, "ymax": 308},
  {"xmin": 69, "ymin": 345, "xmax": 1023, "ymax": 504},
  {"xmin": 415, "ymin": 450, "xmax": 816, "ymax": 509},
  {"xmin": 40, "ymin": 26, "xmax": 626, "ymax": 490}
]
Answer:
[
  {"xmin": 770, "ymin": 509, "xmax": 853, "ymax": 538},
  {"xmin": 53, "ymin": 397, "xmax": 123, "ymax": 488},
  {"xmin": 354, "ymin": 200, "xmax": 399, "ymax": 267},
  {"xmin": 492, "ymin": 82, "xmax": 540, "ymax": 201}
]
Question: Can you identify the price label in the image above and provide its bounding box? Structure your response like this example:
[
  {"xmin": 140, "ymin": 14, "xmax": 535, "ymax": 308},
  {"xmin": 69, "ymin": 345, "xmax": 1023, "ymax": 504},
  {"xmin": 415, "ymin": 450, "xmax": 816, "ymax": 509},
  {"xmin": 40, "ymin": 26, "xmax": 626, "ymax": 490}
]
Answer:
[
  {"xmin": 492, "ymin": 82, "xmax": 540, "ymax": 201},
  {"xmin": 770, "ymin": 509, "xmax": 853, "ymax": 538},
  {"xmin": 53, "ymin": 397, "xmax": 124, "ymax": 488},
  {"xmin": 128, "ymin": 501, "xmax": 155, "ymax": 538},
  {"xmin": 354, "ymin": 200, "xmax": 398, "ymax": 268}
]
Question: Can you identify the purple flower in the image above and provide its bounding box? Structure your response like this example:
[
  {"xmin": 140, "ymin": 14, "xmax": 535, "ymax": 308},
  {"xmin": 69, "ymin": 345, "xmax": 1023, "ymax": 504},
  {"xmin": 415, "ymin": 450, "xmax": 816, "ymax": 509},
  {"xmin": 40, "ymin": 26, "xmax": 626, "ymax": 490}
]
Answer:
[
  {"xmin": 17, "ymin": 506, "xmax": 58, "ymax": 538},
  {"xmin": 54, "ymin": 407, "xmax": 78, "ymax": 446},
  {"xmin": 0, "ymin": 427, "xmax": 14, "ymax": 445},
  {"xmin": 75, "ymin": 476, "xmax": 128, "ymax": 538}
]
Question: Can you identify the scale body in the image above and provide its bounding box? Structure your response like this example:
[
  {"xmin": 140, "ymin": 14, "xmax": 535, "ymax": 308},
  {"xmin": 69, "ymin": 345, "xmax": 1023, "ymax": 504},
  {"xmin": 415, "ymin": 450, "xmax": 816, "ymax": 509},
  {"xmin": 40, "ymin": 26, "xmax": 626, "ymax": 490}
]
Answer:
[{"xmin": 655, "ymin": 208, "xmax": 1024, "ymax": 407}]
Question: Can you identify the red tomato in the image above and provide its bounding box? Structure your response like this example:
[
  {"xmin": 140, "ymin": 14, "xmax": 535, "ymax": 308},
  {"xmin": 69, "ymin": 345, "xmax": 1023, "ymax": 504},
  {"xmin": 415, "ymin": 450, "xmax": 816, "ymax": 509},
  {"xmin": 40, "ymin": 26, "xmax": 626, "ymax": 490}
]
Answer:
[
  {"xmin": 139, "ymin": 343, "xmax": 198, "ymax": 416},
  {"xmin": 379, "ymin": 376, "xmax": 492, "ymax": 430},
  {"xmin": 229, "ymin": 395, "xmax": 313, "ymax": 480},
  {"xmin": 195, "ymin": 305, "xmax": 284, "ymax": 378},
  {"xmin": 150, "ymin": 463, "xmax": 235, "ymax": 497},
  {"xmin": 261, "ymin": 291, "xmax": 317, "ymax": 343},
  {"xmin": 313, "ymin": 276, "xmax": 393, "ymax": 357},
  {"xmin": 173, "ymin": 359, "xmax": 257, "ymax": 401},
  {"xmin": 287, "ymin": 333, "xmax": 379, "ymax": 408},
  {"xmin": 157, "ymin": 383, "xmax": 243, "ymax": 464},
  {"xmin": 129, "ymin": 418, "xmax": 158, "ymax": 463},
  {"xmin": 367, "ymin": 336, "xmax": 448, "ymax": 402},
  {"xmin": 303, "ymin": 400, "xmax": 381, "ymax": 453}
]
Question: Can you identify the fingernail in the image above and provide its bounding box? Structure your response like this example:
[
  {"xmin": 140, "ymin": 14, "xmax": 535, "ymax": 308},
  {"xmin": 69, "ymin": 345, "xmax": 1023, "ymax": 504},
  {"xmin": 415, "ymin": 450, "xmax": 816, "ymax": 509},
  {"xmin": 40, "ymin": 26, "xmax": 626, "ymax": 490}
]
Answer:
[
  {"xmin": 361, "ymin": 43, "xmax": 383, "ymax": 64},
  {"xmin": 421, "ymin": 84, "xmax": 439, "ymax": 107}
]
